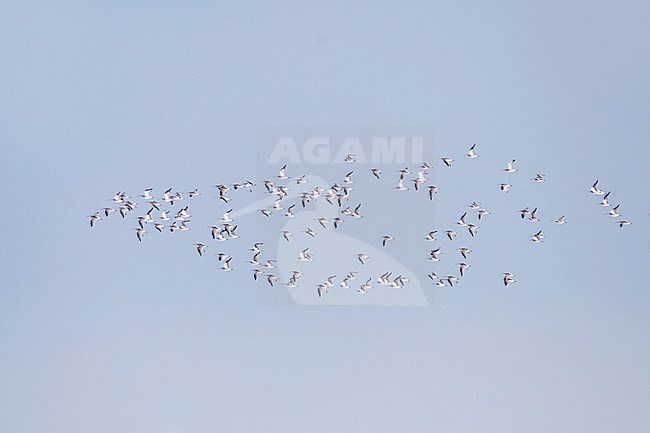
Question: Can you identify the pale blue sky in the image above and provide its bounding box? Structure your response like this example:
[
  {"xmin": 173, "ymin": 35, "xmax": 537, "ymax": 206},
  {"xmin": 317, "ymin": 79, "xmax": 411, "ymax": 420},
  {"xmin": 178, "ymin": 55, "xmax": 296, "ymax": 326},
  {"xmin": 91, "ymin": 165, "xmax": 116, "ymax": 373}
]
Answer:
[{"xmin": 1, "ymin": 1, "xmax": 649, "ymax": 432}]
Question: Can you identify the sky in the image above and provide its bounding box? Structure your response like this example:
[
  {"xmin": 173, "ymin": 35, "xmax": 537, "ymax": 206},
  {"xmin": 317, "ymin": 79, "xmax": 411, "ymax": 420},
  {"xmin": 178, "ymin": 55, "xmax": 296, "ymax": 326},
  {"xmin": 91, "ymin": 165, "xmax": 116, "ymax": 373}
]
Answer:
[{"xmin": 1, "ymin": 1, "xmax": 649, "ymax": 432}]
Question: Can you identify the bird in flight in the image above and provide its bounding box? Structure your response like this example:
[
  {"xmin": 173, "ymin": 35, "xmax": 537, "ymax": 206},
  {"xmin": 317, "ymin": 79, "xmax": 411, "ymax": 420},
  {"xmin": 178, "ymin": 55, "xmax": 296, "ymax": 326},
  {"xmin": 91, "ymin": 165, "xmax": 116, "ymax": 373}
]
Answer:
[
  {"xmin": 194, "ymin": 243, "xmax": 208, "ymax": 256},
  {"xmin": 502, "ymin": 159, "xmax": 517, "ymax": 173},
  {"xmin": 467, "ymin": 144, "xmax": 478, "ymax": 159},
  {"xmin": 356, "ymin": 253, "xmax": 369, "ymax": 265},
  {"xmin": 441, "ymin": 157, "xmax": 454, "ymax": 167}
]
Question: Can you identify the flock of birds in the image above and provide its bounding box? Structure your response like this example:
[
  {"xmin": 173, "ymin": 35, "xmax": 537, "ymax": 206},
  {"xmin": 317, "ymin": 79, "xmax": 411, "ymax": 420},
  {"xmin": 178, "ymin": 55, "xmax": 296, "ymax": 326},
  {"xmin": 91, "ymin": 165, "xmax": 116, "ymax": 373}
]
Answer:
[{"xmin": 87, "ymin": 144, "xmax": 634, "ymax": 298}]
